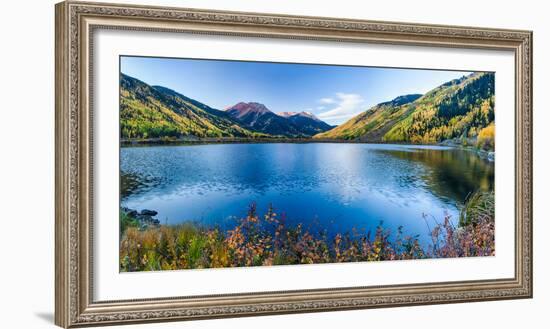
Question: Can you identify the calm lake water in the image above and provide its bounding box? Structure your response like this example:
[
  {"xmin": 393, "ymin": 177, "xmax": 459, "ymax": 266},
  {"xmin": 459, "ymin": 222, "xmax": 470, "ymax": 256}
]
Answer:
[{"xmin": 120, "ymin": 143, "xmax": 494, "ymax": 245}]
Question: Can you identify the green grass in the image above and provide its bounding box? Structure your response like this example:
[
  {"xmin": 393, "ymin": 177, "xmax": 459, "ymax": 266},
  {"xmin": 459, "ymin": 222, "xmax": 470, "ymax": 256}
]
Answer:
[
  {"xmin": 459, "ymin": 190, "xmax": 495, "ymax": 227},
  {"xmin": 119, "ymin": 211, "xmax": 139, "ymax": 239}
]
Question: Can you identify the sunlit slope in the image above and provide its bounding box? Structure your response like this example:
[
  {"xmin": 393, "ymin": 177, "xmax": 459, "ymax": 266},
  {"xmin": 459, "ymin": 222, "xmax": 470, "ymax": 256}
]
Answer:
[
  {"xmin": 120, "ymin": 74, "xmax": 261, "ymax": 139},
  {"xmin": 316, "ymin": 72, "xmax": 495, "ymax": 144}
]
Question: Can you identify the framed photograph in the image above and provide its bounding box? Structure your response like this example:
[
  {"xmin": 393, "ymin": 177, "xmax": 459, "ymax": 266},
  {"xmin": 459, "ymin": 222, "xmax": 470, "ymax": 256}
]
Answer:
[{"xmin": 55, "ymin": 1, "xmax": 532, "ymax": 327}]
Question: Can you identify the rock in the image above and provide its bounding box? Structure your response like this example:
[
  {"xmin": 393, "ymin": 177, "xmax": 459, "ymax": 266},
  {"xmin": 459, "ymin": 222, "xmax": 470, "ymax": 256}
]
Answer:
[
  {"xmin": 140, "ymin": 209, "xmax": 158, "ymax": 216},
  {"xmin": 121, "ymin": 207, "xmax": 161, "ymax": 229}
]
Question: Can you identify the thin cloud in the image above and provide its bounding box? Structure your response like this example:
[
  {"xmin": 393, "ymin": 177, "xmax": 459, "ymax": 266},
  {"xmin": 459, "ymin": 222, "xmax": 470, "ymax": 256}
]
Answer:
[
  {"xmin": 318, "ymin": 93, "xmax": 365, "ymax": 124},
  {"xmin": 319, "ymin": 97, "xmax": 336, "ymax": 104}
]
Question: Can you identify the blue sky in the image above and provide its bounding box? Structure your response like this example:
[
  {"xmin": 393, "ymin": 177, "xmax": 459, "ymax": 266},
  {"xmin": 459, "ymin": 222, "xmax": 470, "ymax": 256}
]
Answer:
[{"xmin": 121, "ymin": 56, "xmax": 473, "ymax": 125}]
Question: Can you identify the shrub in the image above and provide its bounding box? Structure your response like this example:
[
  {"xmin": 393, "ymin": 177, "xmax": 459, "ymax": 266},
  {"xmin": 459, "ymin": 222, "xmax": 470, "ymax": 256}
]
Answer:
[
  {"xmin": 120, "ymin": 194, "xmax": 495, "ymax": 272},
  {"xmin": 476, "ymin": 123, "xmax": 495, "ymax": 151}
]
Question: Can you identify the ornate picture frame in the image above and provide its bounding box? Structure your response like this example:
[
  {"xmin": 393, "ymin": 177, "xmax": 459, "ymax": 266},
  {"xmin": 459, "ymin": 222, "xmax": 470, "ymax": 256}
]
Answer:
[{"xmin": 55, "ymin": 1, "xmax": 532, "ymax": 327}]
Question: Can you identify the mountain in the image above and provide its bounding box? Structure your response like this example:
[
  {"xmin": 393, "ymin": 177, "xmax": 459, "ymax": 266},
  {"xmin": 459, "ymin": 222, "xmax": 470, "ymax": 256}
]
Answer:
[
  {"xmin": 315, "ymin": 94, "xmax": 422, "ymax": 141},
  {"xmin": 278, "ymin": 111, "xmax": 299, "ymax": 118},
  {"xmin": 226, "ymin": 102, "xmax": 300, "ymax": 136},
  {"xmin": 279, "ymin": 111, "xmax": 333, "ymax": 136},
  {"xmin": 120, "ymin": 72, "xmax": 493, "ymax": 144},
  {"xmin": 226, "ymin": 103, "xmax": 331, "ymax": 137},
  {"xmin": 120, "ymin": 74, "xmax": 262, "ymax": 139},
  {"xmin": 316, "ymin": 72, "xmax": 494, "ymax": 144}
]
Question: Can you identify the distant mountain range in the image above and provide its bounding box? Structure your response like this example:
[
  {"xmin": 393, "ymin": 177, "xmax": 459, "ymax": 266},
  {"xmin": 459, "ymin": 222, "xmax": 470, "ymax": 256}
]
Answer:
[
  {"xmin": 120, "ymin": 72, "xmax": 494, "ymax": 144},
  {"xmin": 315, "ymin": 72, "xmax": 494, "ymax": 143},
  {"xmin": 120, "ymin": 74, "xmax": 332, "ymax": 139},
  {"xmin": 225, "ymin": 103, "xmax": 332, "ymax": 137},
  {"xmin": 278, "ymin": 111, "xmax": 333, "ymax": 136}
]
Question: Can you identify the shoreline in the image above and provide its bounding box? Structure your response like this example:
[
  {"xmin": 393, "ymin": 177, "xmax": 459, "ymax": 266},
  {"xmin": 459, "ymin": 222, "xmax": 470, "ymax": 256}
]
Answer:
[
  {"xmin": 120, "ymin": 137, "xmax": 494, "ymax": 161},
  {"xmin": 438, "ymin": 138, "xmax": 495, "ymax": 162},
  {"xmin": 120, "ymin": 137, "xmax": 410, "ymax": 145},
  {"xmin": 121, "ymin": 137, "xmax": 450, "ymax": 147}
]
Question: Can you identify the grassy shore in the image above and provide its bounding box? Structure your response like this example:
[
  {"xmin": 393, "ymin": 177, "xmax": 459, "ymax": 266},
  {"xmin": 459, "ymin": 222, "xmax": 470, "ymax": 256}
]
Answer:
[
  {"xmin": 121, "ymin": 136, "xmax": 492, "ymax": 146},
  {"xmin": 120, "ymin": 136, "xmax": 409, "ymax": 146},
  {"xmin": 119, "ymin": 191, "xmax": 495, "ymax": 272}
]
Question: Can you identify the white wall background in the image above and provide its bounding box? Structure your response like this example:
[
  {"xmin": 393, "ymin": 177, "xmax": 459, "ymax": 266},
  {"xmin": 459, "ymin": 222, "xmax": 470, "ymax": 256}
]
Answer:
[{"xmin": 0, "ymin": 0, "xmax": 546, "ymax": 328}]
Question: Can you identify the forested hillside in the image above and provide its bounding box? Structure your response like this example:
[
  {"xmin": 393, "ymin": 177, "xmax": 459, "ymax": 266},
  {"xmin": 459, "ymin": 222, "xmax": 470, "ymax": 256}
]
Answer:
[
  {"xmin": 120, "ymin": 74, "xmax": 261, "ymax": 139},
  {"xmin": 120, "ymin": 72, "xmax": 495, "ymax": 149},
  {"xmin": 316, "ymin": 72, "xmax": 495, "ymax": 148}
]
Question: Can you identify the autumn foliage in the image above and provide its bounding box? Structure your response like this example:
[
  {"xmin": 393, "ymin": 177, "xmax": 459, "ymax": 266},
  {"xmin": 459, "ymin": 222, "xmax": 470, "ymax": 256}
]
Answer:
[
  {"xmin": 120, "ymin": 193, "xmax": 495, "ymax": 272},
  {"xmin": 476, "ymin": 123, "xmax": 495, "ymax": 151}
]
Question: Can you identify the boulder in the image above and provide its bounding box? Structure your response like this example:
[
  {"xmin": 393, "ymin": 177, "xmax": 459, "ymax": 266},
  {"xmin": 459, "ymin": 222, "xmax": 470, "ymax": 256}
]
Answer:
[{"xmin": 140, "ymin": 209, "xmax": 158, "ymax": 216}]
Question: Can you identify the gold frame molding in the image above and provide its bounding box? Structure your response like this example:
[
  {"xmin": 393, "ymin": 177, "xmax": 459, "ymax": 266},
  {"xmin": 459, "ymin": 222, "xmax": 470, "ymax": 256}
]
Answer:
[{"xmin": 55, "ymin": 1, "xmax": 533, "ymax": 327}]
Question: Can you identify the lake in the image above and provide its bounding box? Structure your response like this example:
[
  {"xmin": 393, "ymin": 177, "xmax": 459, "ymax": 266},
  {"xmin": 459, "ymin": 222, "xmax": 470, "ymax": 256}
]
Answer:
[{"xmin": 120, "ymin": 143, "xmax": 494, "ymax": 246}]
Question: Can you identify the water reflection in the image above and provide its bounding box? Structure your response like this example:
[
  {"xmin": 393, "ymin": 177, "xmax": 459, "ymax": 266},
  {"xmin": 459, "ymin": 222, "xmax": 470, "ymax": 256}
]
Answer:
[
  {"xmin": 120, "ymin": 143, "xmax": 494, "ymax": 245},
  {"xmin": 376, "ymin": 146, "xmax": 494, "ymax": 204}
]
